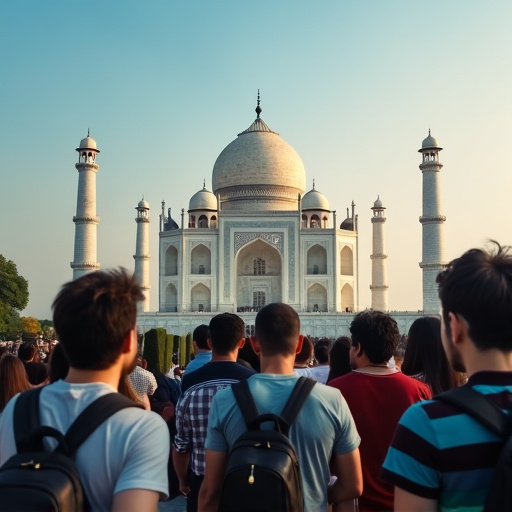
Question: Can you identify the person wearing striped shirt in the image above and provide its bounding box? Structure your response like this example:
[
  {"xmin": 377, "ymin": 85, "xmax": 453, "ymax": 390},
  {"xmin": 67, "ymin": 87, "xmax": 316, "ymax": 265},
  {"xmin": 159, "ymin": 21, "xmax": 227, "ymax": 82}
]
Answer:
[{"xmin": 382, "ymin": 242, "xmax": 512, "ymax": 512}]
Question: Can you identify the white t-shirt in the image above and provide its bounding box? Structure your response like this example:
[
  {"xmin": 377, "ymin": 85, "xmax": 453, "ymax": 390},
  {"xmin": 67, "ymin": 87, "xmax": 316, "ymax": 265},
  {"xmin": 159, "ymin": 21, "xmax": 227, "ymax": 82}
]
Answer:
[{"xmin": 0, "ymin": 380, "xmax": 170, "ymax": 512}]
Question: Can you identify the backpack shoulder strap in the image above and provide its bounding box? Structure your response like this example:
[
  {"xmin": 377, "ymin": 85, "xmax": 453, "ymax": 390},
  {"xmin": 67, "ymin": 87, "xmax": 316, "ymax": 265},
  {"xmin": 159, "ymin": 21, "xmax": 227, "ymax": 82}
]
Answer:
[
  {"xmin": 280, "ymin": 377, "xmax": 316, "ymax": 434},
  {"xmin": 61, "ymin": 393, "xmax": 143, "ymax": 456},
  {"xmin": 436, "ymin": 385, "xmax": 510, "ymax": 438},
  {"xmin": 232, "ymin": 379, "xmax": 260, "ymax": 429},
  {"xmin": 14, "ymin": 387, "xmax": 44, "ymax": 452}
]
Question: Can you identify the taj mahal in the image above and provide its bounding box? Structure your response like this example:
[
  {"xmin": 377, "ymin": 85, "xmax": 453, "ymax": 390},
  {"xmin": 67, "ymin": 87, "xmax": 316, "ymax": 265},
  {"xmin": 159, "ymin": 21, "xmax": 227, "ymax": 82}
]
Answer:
[{"xmin": 70, "ymin": 95, "xmax": 446, "ymax": 337}]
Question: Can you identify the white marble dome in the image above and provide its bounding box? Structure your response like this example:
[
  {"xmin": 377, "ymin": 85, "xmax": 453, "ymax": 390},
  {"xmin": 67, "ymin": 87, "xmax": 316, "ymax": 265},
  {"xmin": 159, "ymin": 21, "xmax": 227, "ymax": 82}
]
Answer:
[
  {"xmin": 189, "ymin": 186, "xmax": 217, "ymax": 211},
  {"xmin": 212, "ymin": 112, "xmax": 306, "ymax": 211},
  {"xmin": 78, "ymin": 136, "xmax": 98, "ymax": 151},
  {"xmin": 138, "ymin": 198, "xmax": 149, "ymax": 209},
  {"xmin": 421, "ymin": 132, "xmax": 441, "ymax": 150},
  {"xmin": 302, "ymin": 186, "xmax": 329, "ymax": 211}
]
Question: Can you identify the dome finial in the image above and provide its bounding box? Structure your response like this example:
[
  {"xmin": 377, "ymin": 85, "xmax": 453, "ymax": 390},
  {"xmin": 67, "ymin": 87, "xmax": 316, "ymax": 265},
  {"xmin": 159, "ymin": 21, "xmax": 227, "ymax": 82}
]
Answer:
[
  {"xmin": 255, "ymin": 89, "xmax": 262, "ymax": 119},
  {"xmin": 203, "ymin": 179, "xmax": 206, "ymax": 189},
  {"xmin": 87, "ymin": 127, "xmax": 90, "ymax": 137},
  {"xmin": 312, "ymin": 178, "xmax": 316, "ymax": 190},
  {"xmin": 428, "ymin": 127, "xmax": 431, "ymax": 136}
]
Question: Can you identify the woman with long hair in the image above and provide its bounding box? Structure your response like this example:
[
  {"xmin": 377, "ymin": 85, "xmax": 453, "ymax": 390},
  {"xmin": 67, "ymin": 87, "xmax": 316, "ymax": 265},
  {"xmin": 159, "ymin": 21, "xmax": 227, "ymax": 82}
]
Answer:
[
  {"xmin": 0, "ymin": 354, "xmax": 32, "ymax": 413},
  {"xmin": 402, "ymin": 316, "xmax": 461, "ymax": 395},
  {"xmin": 327, "ymin": 336, "xmax": 352, "ymax": 383}
]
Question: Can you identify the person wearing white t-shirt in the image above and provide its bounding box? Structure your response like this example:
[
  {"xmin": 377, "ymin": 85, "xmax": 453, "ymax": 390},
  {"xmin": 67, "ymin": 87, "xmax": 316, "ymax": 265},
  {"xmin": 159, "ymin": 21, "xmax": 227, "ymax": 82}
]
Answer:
[{"xmin": 0, "ymin": 269, "xmax": 170, "ymax": 512}]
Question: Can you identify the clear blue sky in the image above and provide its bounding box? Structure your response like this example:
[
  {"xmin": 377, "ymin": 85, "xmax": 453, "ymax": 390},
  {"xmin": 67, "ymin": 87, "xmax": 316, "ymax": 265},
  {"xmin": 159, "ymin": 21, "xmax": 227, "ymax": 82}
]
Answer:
[{"xmin": 1, "ymin": 1, "xmax": 511, "ymax": 320}]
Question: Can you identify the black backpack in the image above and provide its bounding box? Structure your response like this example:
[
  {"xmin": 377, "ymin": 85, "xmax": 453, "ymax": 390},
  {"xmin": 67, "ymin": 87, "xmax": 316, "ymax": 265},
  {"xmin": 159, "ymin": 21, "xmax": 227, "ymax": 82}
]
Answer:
[
  {"xmin": 436, "ymin": 385, "xmax": 512, "ymax": 512},
  {"xmin": 0, "ymin": 386, "xmax": 142, "ymax": 512},
  {"xmin": 218, "ymin": 376, "xmax": 316, "ymax": 512}
]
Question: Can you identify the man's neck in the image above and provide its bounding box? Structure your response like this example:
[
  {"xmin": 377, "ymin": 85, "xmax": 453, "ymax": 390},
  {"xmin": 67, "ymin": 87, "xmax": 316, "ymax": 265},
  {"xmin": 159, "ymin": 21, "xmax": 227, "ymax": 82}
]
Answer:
[
  {"xmin": 464, "ymin": 347, "xmax": 512, "ymax": 377},
  {"xmin": 65, "ymin": 367, "xmax": 123, "ymax": 389},
  {"xmin": 196, "ymin": 349, "xmax": 212, "ymax": 355},
  {"xmin": 211, "ymin": 351, "xmax": 237, "ymax": 363},
  {"xmin": 260, "ymin": 355, "xmax": 295, "ymax": 375}
]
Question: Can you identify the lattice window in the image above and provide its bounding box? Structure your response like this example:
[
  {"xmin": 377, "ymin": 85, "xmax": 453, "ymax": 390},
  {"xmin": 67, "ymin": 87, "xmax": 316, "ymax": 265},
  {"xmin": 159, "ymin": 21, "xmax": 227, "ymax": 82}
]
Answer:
[
  {"xmin": 253, "ymin": 258, "xmax": 266, "ymax": 275},
  {"xmin": 253, "ymin": 291, "xmax": 266, "ymax": 309}
]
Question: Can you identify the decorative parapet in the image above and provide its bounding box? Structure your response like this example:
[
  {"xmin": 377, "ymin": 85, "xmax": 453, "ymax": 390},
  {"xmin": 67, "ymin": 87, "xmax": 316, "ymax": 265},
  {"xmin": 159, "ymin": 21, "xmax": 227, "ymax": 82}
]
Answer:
[
  {"xmin": 70, "ymin": 262, "xmax": 100, "ymax": 270},
  {"xmin": 370, "ymin": 254, "xmax": 388, "ymax": 259},
  {"xmin": 419, "ymin": 215, "xmax": 446, "ymax": 224},
  {"xmin": 73, "ymin": 215, "xmax": 100, "ymax": 224}
]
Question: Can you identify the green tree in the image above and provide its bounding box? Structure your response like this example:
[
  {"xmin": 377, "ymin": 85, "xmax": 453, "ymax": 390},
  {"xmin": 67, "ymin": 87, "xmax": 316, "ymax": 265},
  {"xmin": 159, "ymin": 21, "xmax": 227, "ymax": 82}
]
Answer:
[{"xmin": 0, "ymin": 255, "xmax": 29, "ymax": 338}]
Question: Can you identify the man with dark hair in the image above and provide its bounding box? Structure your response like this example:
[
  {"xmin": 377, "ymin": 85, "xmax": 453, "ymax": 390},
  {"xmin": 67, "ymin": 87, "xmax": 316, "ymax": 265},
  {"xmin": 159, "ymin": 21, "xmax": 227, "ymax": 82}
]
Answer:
[
  {"xmin": 17, "ymin": 340, "xmax": 48, "ymax": 385},
  {"xmin": 182, "ymin": 324, "xmax": 212, "ymax": 379},
  {"xmin": 328, "ymin": 310, "xmax": 431, "ymax": 511},
  {"xmin": 173, "ymin": 313, "xmax": 255, "ymax": 512},
  {"xmin": 0, "ymin": 269, "xmax": 170, "ymax": 512},
  {"xmin": 382, "ymin": 242, "xmax": 512, "ymax": 511},
  {"xmin": 199, "ymin": 303, "xmax": 363, "ymax": 512},
  {"xmin": 310, "ymin": 340, "xmax": 331, "ymax": 383}
]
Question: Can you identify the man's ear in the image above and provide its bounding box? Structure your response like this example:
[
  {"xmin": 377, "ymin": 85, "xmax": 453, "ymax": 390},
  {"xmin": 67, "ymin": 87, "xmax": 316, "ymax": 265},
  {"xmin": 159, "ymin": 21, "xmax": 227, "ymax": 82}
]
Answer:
[
  {"xmin": 295, "ymin": 334, "xmax": 304, "ymax": 354},
  {"xmin": 207, "ymin": 338, "xmax": 213, "ymax": 350},
  {"xmin": 250, "ymin": 336, "xmax": 260, "ymax": 355},
  {"xmin": 449, "ymin": 312, "xmax": 467, "ymax": 345},
  {"xmin": 238, "ymin": 337, "xmax": 246, "ymax": 349},
  {"xmin": 121, "ymin": 329, "xmax": 135, "ymax": 354}
]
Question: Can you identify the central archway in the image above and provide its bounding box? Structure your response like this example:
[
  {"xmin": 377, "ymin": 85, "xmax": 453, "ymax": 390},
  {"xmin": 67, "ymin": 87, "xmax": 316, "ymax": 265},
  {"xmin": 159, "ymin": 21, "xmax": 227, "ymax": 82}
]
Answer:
[{"xmin": 235, "ymin": 238, "xmax": 282, "ymax": 311}]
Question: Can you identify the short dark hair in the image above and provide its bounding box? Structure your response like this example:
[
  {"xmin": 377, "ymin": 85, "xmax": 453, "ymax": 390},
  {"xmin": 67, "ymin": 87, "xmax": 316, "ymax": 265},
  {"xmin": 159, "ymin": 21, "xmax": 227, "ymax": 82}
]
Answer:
[
  {"xmin": 209, "ymin": 313, "xmax": 245, "ymax": 355},
  {"xmin": 255, "ymin": 303, "xmax": 300, "ymax": 356},
  {"xmin": 437, "ymin": 241, "xmax": 512, "ymax": 352},
  {"xmin": 52, "ymin": 268, "xmax": 144, "ymax": 370},
  {"xmin": 314, "ymin": 343, "xmax": 330, "ymax": 365},
  {"xmin": 193, "ymin": 324, "xmax": 210, "ymax": 350},
  {"xmin": 17, "ymin": 341, "xmax": 37, "ymax": 362},
  {"xmin": 349, "ymin": 311, "xmax": 399, "ymax": 364},
  {"xmin": 327, "ymin": 337, "xmax": 352, "ymax": 381}
]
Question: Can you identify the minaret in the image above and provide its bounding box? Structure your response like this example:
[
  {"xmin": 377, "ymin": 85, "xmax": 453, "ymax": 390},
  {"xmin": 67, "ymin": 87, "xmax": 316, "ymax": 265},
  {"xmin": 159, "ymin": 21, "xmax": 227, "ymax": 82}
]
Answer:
[
  {"xmin": 134, "ymin": 197, "xmax": 151, "ymax": 312},
  {"xmin": 419, "ymin": 130, "xmax": 446, "ymax": 314},
  {"xmin": 370, "ymin": 197, "xmax": 388, "ymax": 311},
  {"xmin": 71, "ymin": 132, "xmax": 100, "ymax": 279}
]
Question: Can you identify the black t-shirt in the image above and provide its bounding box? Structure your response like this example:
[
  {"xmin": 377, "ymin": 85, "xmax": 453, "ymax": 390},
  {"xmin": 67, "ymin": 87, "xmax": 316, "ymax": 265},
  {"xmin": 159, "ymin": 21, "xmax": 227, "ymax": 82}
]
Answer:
[{"xmin": 181, "ymin": 361, "xmax": 256, "ymax": 393}]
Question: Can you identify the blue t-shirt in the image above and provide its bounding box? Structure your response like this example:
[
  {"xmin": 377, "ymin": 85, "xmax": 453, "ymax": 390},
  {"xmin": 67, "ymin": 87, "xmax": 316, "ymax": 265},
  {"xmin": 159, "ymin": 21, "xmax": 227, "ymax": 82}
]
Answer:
[
  {"xmin": 183, "ymin": 352, "xmax": 212, "ymax": 379},
  {"xmin": 382, "ymin": 371, "xmax": 512, "ymax": 511},
  {"xmin": 205, "ymin": 373, "xmax": 360, "ymax": 512}
]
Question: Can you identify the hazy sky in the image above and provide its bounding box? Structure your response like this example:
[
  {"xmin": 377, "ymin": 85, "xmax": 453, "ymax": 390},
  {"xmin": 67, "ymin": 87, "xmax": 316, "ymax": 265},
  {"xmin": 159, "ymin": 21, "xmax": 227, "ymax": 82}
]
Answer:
[{"xmin": 1, "ymin": 1, "xmax": 511, "ymax": 320}]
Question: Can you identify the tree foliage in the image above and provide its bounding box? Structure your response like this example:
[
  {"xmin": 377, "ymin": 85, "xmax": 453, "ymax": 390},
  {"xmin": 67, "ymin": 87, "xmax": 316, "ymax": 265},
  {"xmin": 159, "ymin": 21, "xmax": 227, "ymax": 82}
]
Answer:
[
  {"xmin": 21, "ymin": 317, "xmax": 41, "ymax": 339},
  {"xmin": 0, "ymin": 255, "xmax": 29, "ymax": 338}
]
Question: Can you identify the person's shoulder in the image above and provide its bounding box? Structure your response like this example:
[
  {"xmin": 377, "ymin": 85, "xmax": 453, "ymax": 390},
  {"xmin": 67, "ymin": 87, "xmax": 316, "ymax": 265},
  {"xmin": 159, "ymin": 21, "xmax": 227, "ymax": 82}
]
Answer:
[
  {"xmin": 397, "ymin": 372, "xmax": 432, "ymax": 394},
  {"xmin": 327, "ymin": 371, "xmax": 354, "ymax": 389}
]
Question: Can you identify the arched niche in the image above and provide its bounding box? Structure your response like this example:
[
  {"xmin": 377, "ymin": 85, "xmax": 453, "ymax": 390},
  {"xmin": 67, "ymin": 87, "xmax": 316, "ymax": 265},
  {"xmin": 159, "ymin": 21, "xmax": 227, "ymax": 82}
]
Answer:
[
  {"xmin": 340, "ymin": 246, "xmax": 353, "ymax": 275},
  {"xmin": 198, "ymin": 215, "xmax": 208, "ymax": 228},
  {"xmin": 341, "ymin": 283, "xmax": 354, "ymax": 312},
  {"xmin": 165, "ymin": 246, "xmax": 178, "ymax": 276},
  {"xmin": 310, "ymin": 214, "xmax": 320, "ymax": 229},
  {"xmin": 210, "ymin": 216, "xmax": 217, "ymax": 228},
  {"xmin": 164, "ymin": 283, "xmax": 177, "ymax": 312},
  {"xmin": 307, "ymin": 244, "xmax": 327, "ymax": 275},
  {"xmin": 307, "ymin": 283, "xmax": 327, "ymax": 312},
  {"xmin": 191, "ymin": 283, "xmax": 211, "ymax": 312},
  {"xmin": 236, "ymin": 239, "xmax": 282, "ymax": 310},
  {"xmin": 191, "ymin": 244, "xmax": 211, "ymax": 274}
]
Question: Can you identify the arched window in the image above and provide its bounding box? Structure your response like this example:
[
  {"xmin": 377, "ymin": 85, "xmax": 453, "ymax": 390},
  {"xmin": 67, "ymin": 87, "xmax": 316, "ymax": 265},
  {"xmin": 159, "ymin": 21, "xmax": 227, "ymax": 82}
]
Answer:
[
  {"xmin": 210, "ymin": 216, "xmax": 217, "ymax": 228},
  {"xmin": 198, "ymin": 215, "xmax": 208, "ymax": 228},
  {"xmin": 189, "ymin": 215, "xmax": 196, "ymax": 228},
  {"xmin": 340, "ymin": 246, "xmax": 353, "ymax": 275}
]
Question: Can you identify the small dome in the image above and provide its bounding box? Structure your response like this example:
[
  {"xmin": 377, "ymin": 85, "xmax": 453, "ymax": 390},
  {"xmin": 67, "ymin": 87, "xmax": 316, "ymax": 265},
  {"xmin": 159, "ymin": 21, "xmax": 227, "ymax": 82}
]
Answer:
[
  {"xmin": 340, "ymin": 217, "xmax": 354, "ymax": 230},
  {"xmin": 137, "ymin": 198, "xmax": 149, "ymax": 209},
  {"xmin": 189, "ymin": 187, "xmax": 217, "ymax": 211},
  {"xmin": 421, "ymin": 131, "xmax": 441, "ymax": 150},
  {"xmin": 78, "ymin": 136, "xmax": 98, "ymax": 151},
  {"xmin": 373, "ymin": 196, "xmax": 383, "ymax": 208},
  {"xmin": 302, "ymin": 186, "xmax": 330, "ymax": 211}
]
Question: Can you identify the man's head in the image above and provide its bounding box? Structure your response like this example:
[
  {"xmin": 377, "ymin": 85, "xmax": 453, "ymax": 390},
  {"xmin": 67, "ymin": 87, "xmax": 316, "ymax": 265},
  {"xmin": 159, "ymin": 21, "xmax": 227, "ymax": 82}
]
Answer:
[
  {"xmin": 17, "ymin": 341, "xmax": 38, "ymax": 362},
  {"xmin": 254, "ymin": 303, "xmax": 301, "ymax": 357},
  {"xmin": 52, "ymin": 268, "xmax": 144, "ymax": 371},
  {"xmin": 208, "ymin": 313, "xmax": 245, "ymax": 355},
  {"xmin": 193, "ymin": 324, "xmax": 210, "ymax": 352},
  {"xmin": 437, "ymin": 241, "xmax": 512, "ymax": 358},
  {"xmin": 349, "ymin": 311, "xmax": 399, "ymax": 366},
  {"xmin": 314, "ymin": 343, "xmax": 330, "ymax": 365}
]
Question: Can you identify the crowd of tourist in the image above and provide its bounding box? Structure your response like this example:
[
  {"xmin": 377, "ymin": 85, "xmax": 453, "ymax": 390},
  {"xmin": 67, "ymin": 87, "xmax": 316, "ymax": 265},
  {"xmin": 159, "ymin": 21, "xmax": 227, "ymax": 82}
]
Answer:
[{"xmin": 0, "ymin": 241, "xmax": 511, "ymax": 511}]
